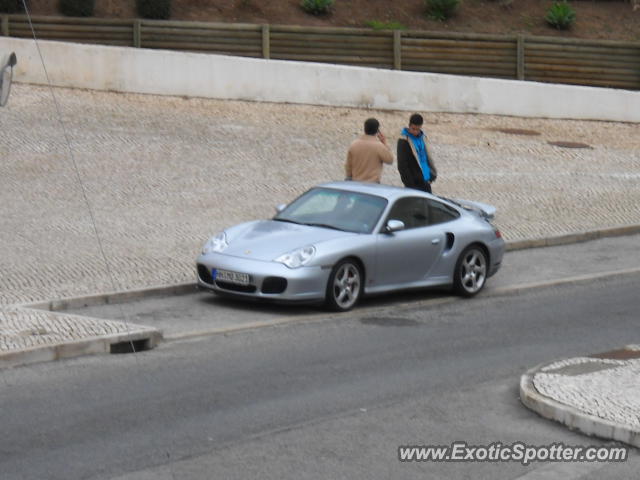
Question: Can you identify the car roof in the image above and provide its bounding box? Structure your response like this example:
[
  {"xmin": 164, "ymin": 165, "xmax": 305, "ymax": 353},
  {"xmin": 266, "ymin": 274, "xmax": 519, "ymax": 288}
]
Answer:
[{"xmin": 317, "ymin": 181, "xmax": 435, "ymax": 202}]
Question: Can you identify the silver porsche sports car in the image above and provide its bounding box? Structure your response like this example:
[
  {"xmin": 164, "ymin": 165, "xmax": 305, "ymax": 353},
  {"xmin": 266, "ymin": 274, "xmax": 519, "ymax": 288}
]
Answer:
[{"xmin": 196, "ymin": 182, "xmax": 504, "ymax": 311}]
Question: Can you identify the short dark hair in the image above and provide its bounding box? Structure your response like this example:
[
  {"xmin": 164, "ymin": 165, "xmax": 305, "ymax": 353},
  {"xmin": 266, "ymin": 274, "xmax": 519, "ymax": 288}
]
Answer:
[
  {"xmin": 364, "ymin": 118, "xmax": 380, "ymax": 135},
  {"xmin": 409, "ymin": 113, "xmax": 423, "ymax": 126}
]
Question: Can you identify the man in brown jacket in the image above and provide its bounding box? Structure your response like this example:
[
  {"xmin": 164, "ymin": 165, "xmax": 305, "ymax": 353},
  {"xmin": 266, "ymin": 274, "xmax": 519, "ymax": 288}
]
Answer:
[{"xmin": 345, "ymin": 118, "xmax": 394, "ymax": 183}]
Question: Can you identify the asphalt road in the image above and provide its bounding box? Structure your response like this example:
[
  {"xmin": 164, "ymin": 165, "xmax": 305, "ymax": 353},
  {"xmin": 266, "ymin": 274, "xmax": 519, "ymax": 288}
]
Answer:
[{"xmin": 1, "ymin": 273, "xmax": 639, "ymax": 480}]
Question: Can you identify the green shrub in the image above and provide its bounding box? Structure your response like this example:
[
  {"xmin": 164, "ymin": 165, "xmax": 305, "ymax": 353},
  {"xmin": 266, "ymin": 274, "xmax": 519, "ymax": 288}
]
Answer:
[
  {"xmin": 59, "ymin": 0, "xmax": 95, "ymax": 17},
  {"xmin": 301, "ymin": 0, "xmax": 334, "ymax": 15},
  {"xmin": 0, "ymin": 0, "xmax": 24, "ymax": 13},
  {"xmin": 365, "ymin": 20, "xmax": 407, "ymax": 30},
  {"xmin": 545, "ymin": 1, "xmax": 576, "ymax": 29},
  {"xmin": 137, "ymin": 0, "xmax": 171, "ymax": 20},
  {"xmin": 425, "ymin": 0, "xmax": 460, "ymax": 21}
]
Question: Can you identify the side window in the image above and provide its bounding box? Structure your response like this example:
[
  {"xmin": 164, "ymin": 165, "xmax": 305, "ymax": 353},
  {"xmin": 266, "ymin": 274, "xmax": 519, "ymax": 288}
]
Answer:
[
  {"xmin": 386, "ymin": 197, "xmax": 429, "ymax": 230},
  {"xmin": 427, "ymin": 199, "xmax": 460, "ymax": 225}
]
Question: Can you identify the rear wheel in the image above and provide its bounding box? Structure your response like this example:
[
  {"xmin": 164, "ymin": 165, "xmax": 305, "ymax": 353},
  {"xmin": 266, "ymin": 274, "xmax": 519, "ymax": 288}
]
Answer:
[
  {"xmin": 453, "ymin": 245, "xmax": 488, "ymax": 297},
  {"xmin": 325, "ymin": 259, "xmax": 363, "ymax": 311}
]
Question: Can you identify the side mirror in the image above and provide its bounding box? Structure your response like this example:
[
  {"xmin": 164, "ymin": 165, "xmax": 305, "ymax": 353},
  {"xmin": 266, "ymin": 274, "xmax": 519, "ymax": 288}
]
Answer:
[
  {"xmin": 384, "ymin": 219, "xmax": 405, "ymax": 233},
  {"xmin": 0, "ymin": 52, "xmax": 17, "ymax": 108},
  {"xmin": 275, "ymin": 204, "xmax": 287, "ymax": 213}
]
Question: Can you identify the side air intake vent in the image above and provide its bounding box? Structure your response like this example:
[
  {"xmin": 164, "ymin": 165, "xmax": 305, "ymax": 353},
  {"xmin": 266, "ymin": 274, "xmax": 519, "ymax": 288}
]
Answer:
[{"xmin": 445, "ymin": 232, "xmax": 455, "ymax": 251}]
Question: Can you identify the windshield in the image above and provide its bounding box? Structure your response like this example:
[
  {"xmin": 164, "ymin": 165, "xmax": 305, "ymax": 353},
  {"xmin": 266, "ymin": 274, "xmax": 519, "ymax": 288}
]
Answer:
[{"xmin": 274, "ymin": 187, "xmax": 388, "ymax": 234}]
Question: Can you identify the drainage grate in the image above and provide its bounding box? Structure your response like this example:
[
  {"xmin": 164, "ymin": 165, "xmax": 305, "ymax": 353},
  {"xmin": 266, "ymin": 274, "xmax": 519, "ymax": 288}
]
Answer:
[
  {"xmin": 493, "ymin": 128, "xmax": 541, "ymax": 136},
  {"xmin": 110, "ymin": 338, "xmax": 152, "ymax": 354},
  {"xmin": 547, "ymin": 140, "xmax": 592, "ymax": 149}
]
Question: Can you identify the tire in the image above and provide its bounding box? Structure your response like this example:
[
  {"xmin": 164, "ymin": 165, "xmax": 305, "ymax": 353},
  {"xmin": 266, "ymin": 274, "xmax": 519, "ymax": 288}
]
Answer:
[
  {"xmin": 325, "ymin": 259, "xmax": 363, "ymax": 312},
  {"xmin": 453, "ymin": 245, "xmax": 488, "ymax": 297}
]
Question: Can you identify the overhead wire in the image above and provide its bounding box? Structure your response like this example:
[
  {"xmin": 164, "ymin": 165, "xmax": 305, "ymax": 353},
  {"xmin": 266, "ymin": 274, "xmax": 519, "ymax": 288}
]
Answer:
[
  {"xmin": 11, "ymin": 8, "xmax": 181, "ymax": 477},
  {"xmin": 19, "ymin": 0, "xmax": 139, "ymax": 356}
]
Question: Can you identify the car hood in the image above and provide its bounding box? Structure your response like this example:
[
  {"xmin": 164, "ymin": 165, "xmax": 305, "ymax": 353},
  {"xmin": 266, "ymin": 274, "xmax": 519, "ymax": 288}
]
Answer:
[{"xmin": 222, "ymin": 220, "xmax": 352, "ymax": 261}]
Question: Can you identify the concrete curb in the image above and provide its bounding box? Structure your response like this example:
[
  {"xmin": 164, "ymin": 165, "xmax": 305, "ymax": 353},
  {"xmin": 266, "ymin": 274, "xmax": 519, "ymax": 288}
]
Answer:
[
  {"xmin": 0, "ymin": 327, "xmax": 163, "ymax": 370},
  {"xmin": 506, "ymin": 224, "xmax": 640, "ymax": 251},
  {"xmin": 4, "ymin": 226, "xmax": 639, "ymax": 369},
  {"xmin": 22, "ymin": 282, "xmax": 197, "ymax": 311},
  {"xmin": 520, "ymin": 363, "xmax": 640, "ymax": 448},
  {"xmin": 488, "ymin": 267, "xmax": 640, "ymax": 298},
  {"xmin": 0, "ymin": 283, "xmax": 190, "ymax": 369},
  {"xmin": 21, "ymin": 266, "xmax": 640, "ymax": 345},
  {"xmin": 20, "ymin": 224, "xmax": 640, "ymax": 313},
  {"xmin": 162, "ymin": 267, "xmax": 640, "ymax": 342}
]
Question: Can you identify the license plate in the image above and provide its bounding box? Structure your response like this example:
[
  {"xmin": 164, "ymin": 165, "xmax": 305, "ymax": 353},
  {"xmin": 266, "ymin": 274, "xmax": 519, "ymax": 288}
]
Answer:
[{"xmin": 213, "ymin": 269, "xmax": 250, "ymax": 286}]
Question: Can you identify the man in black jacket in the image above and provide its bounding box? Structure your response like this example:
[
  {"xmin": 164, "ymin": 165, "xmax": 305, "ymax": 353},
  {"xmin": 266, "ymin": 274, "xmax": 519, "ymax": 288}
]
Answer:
[{"xmin": 397, "ymin": 113, "xmax": 437, "ymax": 193}]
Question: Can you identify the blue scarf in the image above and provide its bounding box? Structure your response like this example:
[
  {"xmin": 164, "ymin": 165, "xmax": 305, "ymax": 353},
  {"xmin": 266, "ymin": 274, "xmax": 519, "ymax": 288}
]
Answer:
[{"xmin": 402, "ymin": 127, "xmax": 430, "ymax": 181}]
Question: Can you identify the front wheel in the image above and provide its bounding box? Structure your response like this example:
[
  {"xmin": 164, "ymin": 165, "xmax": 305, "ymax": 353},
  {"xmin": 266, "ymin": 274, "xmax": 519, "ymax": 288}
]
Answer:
[
  {"xmin": 325, "ymin": 259, "xmax": 363, "ymax": 312},
  {"xmin": 453, "ymin": 245, "xmax": 488, "ymax": 297}
]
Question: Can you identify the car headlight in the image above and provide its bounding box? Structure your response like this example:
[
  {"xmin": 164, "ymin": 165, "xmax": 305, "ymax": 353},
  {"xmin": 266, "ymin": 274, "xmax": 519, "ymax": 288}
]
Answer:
[
  {"xmin": 202, "ymin": 232, "xmax": 228, "ymax": 254},
  {"xmin": 275, "ymin": 246, "xmax": 316, "ymax": 269}
]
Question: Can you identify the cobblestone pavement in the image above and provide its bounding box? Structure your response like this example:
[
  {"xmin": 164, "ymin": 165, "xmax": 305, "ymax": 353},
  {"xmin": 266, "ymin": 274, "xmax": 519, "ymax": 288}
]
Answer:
[
  {"xmin": 534, "ymin": 356, "xmax": 640, "ymax": 430},
  {"xmin": 0, "ymin": 307, "xmax": 154, "ymax": 353},
  {"xmin": 1, "ymin": 83, "xmax": 639, "ymax": 355},
  {"xmin": 521, "ymin": 344, "xmax": 640, "ymax": 447}
]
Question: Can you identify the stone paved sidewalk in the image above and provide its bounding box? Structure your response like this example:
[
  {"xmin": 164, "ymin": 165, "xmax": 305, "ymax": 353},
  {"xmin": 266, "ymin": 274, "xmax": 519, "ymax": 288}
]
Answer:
[
  {"xmin": 521, "ymin": 346, "xmax": 640, "ymax": 447},
  {"xmin": 535, "ymin": 356, "xmax": 640, "ymax": 431},
  {"xmin": 1, "ymin": 83, "xmax": 639, "ymax": 359}
]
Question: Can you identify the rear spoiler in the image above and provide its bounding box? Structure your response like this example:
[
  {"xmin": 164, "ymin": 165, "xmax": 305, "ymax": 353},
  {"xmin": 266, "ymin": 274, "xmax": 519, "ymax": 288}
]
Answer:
[{"xmin": 449, "ymin": 198, "xmax": 496, "ymax": 221}]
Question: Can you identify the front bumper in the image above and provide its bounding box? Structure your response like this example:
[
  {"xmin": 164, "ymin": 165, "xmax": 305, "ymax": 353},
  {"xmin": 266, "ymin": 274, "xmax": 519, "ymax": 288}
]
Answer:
[{"xmin": 196, "ymin": 252, "xmax": 331, "ymax": 302}]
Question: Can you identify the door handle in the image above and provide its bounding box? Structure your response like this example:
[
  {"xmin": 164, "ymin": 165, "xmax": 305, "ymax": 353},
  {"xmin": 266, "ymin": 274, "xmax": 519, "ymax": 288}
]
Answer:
[{"xmin": 431, "ymin": 238, "xmax": 440, "ymax": 245}]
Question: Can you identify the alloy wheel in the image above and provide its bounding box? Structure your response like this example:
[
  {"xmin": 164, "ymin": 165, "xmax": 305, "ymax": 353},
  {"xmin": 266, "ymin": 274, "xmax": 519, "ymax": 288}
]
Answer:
[
  {"xmin": 327, "ymin": 261, "xmax": 362, "ymax": 311},
  {"xmin": 455, "ymin": 247, "xmax": 487, "ymax": 296}
]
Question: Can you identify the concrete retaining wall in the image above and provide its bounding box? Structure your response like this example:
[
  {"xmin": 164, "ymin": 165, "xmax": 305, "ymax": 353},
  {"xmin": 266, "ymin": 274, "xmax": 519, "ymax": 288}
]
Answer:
[{"xmin": 2, "ymin": 36, "xmax": 639, "ymax": 122}]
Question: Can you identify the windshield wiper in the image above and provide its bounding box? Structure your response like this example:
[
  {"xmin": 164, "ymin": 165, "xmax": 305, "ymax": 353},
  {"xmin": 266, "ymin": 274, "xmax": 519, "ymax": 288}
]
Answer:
[
  {"xmin": 273, "ymin": 218, "xmax": 302, "ymax": 225},
  {"xmin": 303, "ymin": 222, "xmax": 346, "ymax": 231},
  {"xmin": 274, "ymin": 218, "xmax": 347, "ymax": 232}
]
